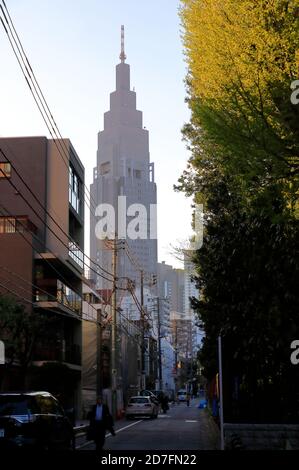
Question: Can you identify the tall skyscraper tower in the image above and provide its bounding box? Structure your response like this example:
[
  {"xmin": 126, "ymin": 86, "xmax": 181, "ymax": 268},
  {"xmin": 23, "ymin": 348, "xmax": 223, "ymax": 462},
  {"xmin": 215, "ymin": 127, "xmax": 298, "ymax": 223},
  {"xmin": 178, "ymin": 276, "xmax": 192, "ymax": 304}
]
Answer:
[{"xmin": 90, "ymin": 27, "xmax": 157, "ymax": 289}]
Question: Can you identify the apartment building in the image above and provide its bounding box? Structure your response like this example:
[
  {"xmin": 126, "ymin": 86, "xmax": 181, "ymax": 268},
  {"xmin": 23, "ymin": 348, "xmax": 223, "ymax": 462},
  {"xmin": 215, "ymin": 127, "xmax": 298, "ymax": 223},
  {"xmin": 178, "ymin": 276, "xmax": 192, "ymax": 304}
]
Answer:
[{"xmin": 0, "ymin": 136, "xmax": 84, "ymax": 417}]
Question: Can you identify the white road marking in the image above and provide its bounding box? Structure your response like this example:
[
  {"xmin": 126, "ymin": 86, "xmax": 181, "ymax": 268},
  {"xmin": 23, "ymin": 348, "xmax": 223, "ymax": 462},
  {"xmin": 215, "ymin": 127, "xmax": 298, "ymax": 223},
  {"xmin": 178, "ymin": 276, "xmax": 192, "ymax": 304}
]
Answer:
[
  {"xmin": 185, "ymin": 420, "xmax": 198, "ymax": 423},
  {"xmin": 76, "ymin": 420, "xmax": 143, "ymax": 449},
  {"xmin": 110, "ymin": 420, "xmax": 143, "ymax": 435}
]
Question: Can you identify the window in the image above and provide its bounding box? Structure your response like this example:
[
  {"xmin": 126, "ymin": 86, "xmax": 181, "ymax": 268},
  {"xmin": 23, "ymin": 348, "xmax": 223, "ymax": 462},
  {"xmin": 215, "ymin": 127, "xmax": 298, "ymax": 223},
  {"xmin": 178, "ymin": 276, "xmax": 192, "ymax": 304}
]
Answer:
[
  {"xmin": 129, "ymin": 397, "xmax": 150, "ymax": 404},
  {"xmin": 35, "ymin": 395, "xmax": 63, "ymax": 415},
  {"xmin": 5, "ymin": 218, "xmax": 15, "ymax": 233},
  {"xmin": 0, "ymin": 396, "xmax": 38, "ymax": 416},
  {"xmin": 68, "ymin": 240, "xmax": 84, "ymax": 269},
  {"xmin": 69, "ymin": 166, "xmax": 82, "ymax": 215},
  {"xmin": 133, "ymin": 169, "xmax": 141, "ymax": 179},
  {"xmin": 100, "ymin": 162, "xmax": 111, "ymax": 175},
  {"xmin": 16, "ymin": 217, "xmax": 27, "ymax": 233},
  {"xmin": 0, "ymin": 162, "xmax": 11, "ymax": 178},
  {"xmin": 0, "ymin": 216, "xmax": 33, "ymax": 234}
]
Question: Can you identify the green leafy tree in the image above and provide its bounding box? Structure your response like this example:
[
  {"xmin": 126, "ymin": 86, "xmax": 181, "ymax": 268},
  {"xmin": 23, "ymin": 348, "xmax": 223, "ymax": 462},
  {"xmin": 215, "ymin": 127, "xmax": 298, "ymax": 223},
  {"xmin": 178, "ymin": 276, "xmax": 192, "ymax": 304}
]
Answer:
[
  {"xmin": 0, "ymin": 295, "xmax": 49, "ymax": 387},
  {"xmin": 177, "ymin": 0, "xmax": 299, "ymax": 421}
]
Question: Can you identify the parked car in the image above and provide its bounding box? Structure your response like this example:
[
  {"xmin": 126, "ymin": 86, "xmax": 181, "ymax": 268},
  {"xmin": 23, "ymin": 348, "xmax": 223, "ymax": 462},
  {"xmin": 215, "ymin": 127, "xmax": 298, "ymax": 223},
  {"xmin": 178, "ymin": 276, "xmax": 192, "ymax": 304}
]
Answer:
[
  {"xmin": 0, "ymin": 391, "xmax": 74, "ymax": 450},
  {"xmin": 177, "ymin": 390, "xmax": 187, "ymax": 402},
  {"xmin": 126, "ymin": 396, "xmax": 159, "ymax": 419},
  {"xmin": 139, "ymin": 390, "xmax": 160, "ymax": 405}
]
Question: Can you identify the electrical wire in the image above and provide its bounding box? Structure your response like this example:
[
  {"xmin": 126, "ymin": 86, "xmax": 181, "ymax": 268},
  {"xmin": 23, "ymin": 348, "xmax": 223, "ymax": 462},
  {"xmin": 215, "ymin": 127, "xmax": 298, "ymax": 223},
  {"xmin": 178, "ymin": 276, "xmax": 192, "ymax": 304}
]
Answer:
[
  {"xmin": 0, "ymin": 161, "xmax": 114, "ymax": 284},
  {"xmin": 0, "ymin": 203, "xmax": 103, "ymax": 304},
  {"xmin": 0, "ymin": 263, "xmax": 104, "ymax": 326},
  {"xmin": 0, "ymin": 150, "xmax": 114, "ymax": 282},
  {"xmin": 0, "ymin": 0, "xmax": 98, "ymax": 215},
  {"xmin": 0, "ymin": 2, "xmax": 159, "ymax": 304}
]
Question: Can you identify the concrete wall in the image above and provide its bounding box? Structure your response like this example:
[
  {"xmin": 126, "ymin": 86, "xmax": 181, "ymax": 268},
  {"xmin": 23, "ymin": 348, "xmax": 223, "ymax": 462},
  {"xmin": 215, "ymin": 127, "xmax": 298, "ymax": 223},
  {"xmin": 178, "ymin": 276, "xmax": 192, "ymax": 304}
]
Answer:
[
  {"xmin": 0, "ymin": 233, "xmax": 33, "ymax": 304},
  {"xmin": 224, "ymin": 423, "xmax": 299, "ymax": 450},
  {"xmin": 0, "ymin": 136, "xmax": 47, "ymax": 251},
  {"xmin": 46, "ymin": 139, "xmax": 69, "ymax": 260}
]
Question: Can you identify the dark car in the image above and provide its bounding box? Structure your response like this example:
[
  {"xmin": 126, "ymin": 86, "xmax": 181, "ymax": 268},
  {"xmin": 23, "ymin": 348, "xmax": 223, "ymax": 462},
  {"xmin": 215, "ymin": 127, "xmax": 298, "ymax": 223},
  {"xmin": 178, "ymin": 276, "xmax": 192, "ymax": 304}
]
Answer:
[{"xmin": 0, "ymin": 391, "xmax": 74, "ymax": 450}]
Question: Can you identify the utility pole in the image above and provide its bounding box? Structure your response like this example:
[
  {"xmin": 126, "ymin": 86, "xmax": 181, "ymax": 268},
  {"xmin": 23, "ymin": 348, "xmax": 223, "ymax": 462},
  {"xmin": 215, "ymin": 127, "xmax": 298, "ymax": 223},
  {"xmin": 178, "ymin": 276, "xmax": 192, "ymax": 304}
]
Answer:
[
  {"xmin": 174, "ymin": 320, "xmax": 178, "ymax": 393},
  {"xmin": 190, "ymin": 325, "xmax": 195, "ymax": 396},
  {"xmin": 140, "ymin": 270, "xmax": 146, "ymax": 390},
  {"xmin": 218, "ymin": 335, "xmax": 224, "ymax": 450},
  {"xmin": 111, "ymin": 237, "xmax": 117, "ymax": 419},
  {"xmin": 96, "ymin": 308, "xmax": 103, "ymax": 396},
  {"xmin": 157, "ymin": 297, "xmax": 162, "ymax": 390}
]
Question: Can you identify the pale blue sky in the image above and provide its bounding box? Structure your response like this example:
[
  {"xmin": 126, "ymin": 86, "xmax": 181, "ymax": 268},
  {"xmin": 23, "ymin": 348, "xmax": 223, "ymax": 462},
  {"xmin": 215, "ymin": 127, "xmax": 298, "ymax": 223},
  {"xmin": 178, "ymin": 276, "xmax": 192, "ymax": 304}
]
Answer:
[{"xmin": 0, "ymin": 0, "xmax": 192, "ymax": 268}]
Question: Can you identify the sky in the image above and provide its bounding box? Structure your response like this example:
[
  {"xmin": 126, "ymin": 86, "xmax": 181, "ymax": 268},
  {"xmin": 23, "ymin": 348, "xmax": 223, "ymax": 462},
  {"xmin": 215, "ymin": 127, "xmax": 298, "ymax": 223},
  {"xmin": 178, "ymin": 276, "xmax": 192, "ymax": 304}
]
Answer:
[{"xmin": 0, "ymin": 0, "xmax": 192, "ymax": 268}]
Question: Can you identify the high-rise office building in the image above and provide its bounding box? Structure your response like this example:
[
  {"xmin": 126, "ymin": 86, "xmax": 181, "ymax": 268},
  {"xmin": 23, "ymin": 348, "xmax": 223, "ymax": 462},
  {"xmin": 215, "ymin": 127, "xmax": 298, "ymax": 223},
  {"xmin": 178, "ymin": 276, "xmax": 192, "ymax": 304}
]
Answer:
[{"xmin": 90, "ymin": 27, "xmax": 157, "ymax": 289}]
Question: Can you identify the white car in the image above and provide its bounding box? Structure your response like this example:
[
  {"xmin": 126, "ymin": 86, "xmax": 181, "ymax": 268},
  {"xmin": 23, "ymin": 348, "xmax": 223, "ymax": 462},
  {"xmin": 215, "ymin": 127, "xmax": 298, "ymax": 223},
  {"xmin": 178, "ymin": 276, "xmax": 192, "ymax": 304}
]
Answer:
[
  {"xmin": 125, "ymin": 396, "xmax": 159, "ymax": 419},
  {"xmin": 177, "ymin": 390, "xmax": 187, "ymax": 402}
]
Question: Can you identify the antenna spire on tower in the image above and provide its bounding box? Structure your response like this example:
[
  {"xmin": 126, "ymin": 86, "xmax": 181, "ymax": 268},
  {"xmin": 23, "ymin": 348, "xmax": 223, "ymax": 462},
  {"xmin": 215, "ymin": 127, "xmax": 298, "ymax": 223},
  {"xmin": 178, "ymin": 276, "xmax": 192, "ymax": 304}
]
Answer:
[{"xmin": 119, "ymin": 25, "xmax": 126, "ymax": 63}]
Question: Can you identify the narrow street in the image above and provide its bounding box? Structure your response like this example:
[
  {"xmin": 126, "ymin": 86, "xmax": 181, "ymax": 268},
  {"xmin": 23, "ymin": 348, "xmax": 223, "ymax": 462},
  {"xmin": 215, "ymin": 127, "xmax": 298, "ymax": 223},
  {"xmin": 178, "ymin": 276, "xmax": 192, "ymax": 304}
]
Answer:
[{"xmin": 77, "ymin": 400, "xmax": 219, "ymax": 451}]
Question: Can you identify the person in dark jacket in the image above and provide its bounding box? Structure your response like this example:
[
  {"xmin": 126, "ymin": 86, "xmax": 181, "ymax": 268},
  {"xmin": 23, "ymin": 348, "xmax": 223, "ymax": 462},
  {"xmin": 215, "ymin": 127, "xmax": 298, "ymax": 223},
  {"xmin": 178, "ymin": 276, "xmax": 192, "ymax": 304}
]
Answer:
[
  {"xmin": 160, "ymin": 393, "xmax": 169, "ymax": 413},
  {"xmin": 186, "ymin": 393, "xmax": 191, "ymax": 407},
  {"xmin": 87, "ymin": 395, "xmax": 115, "ymax": 453}
]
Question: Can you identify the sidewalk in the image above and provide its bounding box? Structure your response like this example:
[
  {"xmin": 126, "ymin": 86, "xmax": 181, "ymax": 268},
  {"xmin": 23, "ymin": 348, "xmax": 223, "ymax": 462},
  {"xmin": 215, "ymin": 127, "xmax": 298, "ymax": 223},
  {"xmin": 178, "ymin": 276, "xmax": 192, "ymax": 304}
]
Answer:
[{"xmin": 197, "ymin": 407, "xmax": 220, "ymax": 450}]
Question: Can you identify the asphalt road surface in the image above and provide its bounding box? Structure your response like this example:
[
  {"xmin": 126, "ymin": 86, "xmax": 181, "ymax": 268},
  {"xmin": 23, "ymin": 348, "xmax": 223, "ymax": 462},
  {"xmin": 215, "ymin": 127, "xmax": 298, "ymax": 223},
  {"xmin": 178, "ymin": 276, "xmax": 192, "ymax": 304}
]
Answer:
[{"xmin": 77, "ymin": 399, "xmax": 219, "ymax": 451}]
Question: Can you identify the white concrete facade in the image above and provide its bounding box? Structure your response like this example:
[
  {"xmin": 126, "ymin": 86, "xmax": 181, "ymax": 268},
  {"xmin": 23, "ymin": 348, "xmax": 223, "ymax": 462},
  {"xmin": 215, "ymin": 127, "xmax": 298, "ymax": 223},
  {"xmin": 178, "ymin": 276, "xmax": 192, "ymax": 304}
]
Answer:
[
  {"xmin": 90, "ymin": 42, "xmax": 157, "ymax": 290},
  {"xmin": 183, "ymin": 253, "xmax": 203, "ymax": 352}
]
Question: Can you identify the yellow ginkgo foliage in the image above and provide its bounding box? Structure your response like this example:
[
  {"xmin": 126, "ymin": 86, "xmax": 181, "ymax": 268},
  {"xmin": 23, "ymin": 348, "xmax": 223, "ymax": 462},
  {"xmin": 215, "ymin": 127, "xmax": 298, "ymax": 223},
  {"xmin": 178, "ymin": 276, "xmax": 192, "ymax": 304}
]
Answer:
[{"xmin": 180, "ymin": 0, "xmax": 299, "ymax": 106}]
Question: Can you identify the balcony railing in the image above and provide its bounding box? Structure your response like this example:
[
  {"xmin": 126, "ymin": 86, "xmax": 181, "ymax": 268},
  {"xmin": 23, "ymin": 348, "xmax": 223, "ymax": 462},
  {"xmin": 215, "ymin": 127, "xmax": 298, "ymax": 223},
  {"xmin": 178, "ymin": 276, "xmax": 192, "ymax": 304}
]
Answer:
[
  {"xmin": 68, "ymin": 240, "xmax": 84, "ymax": 269},
  {"xmin": 35, "ymin": 279, "xmax": 82, "ymax": 317},
  {"xmin": 57, "ymin": 280, "xmax": 81, "ymax": 316}
]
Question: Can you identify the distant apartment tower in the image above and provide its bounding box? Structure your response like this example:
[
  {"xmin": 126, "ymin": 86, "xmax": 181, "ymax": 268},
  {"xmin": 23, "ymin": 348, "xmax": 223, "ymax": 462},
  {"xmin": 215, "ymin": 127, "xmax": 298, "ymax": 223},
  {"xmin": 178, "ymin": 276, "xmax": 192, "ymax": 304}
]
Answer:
[
  {"xmin": 184, "ymin": 253, "xmax": 198, "ymax": 318},
  {"xmin": 157, "ymin": 260, "xmax": 198, "ymax": 359},
  {"xmin": 183, "ymin": 252, "xmax": 202, "ymax": 352},
  {"xmin": 157, "ymin": 262, "xmax": 186, "ymax": 339},
  {"xmin": 157, "ymin": 261, "xmax": 185, "ymax": 311},
  {"xmin": 0, "ymin": 136, "xmax": 84, "ymax": 416},
  {"xmin": 172, "ymin": 268, "xmax": 185, "ymax": 313},
  {"xmin": 90, "ymin": 27, "xmax": 157, "ymax": 290},
  {"xmin": 156, "ymin": 262, "xmax": 174, "ymax": 339}
]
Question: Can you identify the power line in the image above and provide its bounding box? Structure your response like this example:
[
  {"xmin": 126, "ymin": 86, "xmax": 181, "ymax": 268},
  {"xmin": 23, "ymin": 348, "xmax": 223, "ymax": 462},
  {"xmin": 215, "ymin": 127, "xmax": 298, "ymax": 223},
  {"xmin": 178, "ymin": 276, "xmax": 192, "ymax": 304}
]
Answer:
[
  {"xmin": 0, "ymin": 203, "xmax": 135, "ymax": 326},
  {"xmin": 0, "ymin": 160, "xmax": 114, "ymax": 284},
  {"xmin": 0, "ymin": 1, "xmax": 120, "ymax": 288},
  {"xmin": 0, "ymin": 278, "xmax": 83, "ymax": 322},
  {"xmin": 0, "ymin": 0, "xmax": 97, "ymax": 214},
  {"xmin": 0, "ymin": 1, "xmax": 159, "ymax": 300},
  {"xmin": 0, "ymin": 4, "xmax": 155, "ymax": 292},
  {"xmin": 0, "ymin": 203, "xmax": 99, "ymax": 303},
  {"xmin": 0, "ymin": 263, "xmax": 104, "ymax": 325},
  {"xmin": 0, "ymin": 148, "xmax": 114, "ymax": 282}
]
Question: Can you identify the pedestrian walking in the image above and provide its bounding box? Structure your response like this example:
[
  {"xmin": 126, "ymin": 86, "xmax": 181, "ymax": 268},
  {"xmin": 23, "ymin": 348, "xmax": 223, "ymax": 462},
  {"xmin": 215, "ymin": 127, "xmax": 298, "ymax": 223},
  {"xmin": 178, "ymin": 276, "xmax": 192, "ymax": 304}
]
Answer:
[
  {"xmin": 160, "ymin": 393, "xmax": 169, "ymax": 414},
  {"xmin": 186, "ymin": 393, "xmax": 191, "ymax": 407},
  {"xmin": 87, "ymin": 395, "xmax": 115, "ymax": 454}
]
